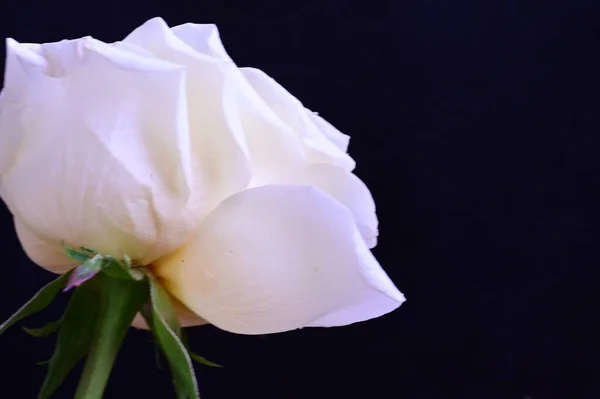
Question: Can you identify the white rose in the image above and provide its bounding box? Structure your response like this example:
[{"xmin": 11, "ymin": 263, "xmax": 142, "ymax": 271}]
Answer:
[{"xmin": 0, "ymin": 17, "xmax": 405, "ymax": 334}]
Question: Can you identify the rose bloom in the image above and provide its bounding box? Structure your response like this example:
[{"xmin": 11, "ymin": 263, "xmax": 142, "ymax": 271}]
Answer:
[{"xmin": 0, "ymin": 18, "xmax": 404, "ymax": 334}]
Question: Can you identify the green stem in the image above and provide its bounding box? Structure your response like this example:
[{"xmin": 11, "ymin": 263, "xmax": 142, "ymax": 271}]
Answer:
[{"xmin": 74, "ymin": 275, "xmax": 147, "ymax": 399}]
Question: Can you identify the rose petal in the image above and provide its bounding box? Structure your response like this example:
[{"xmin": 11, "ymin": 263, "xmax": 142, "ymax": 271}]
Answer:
[
  {"xmin": 0, "ymin": 37, "xmax": 249, "ymax": 269},
  {"xmin": 306, "ymin": 111, "xmax": 351, "ymax": 153},
  {"xmin": 303, "ymin": 164, "xmax": 379, "ymax": 248},
  {"xmin": 153, "ymin": 185, "xmax": 404, "ymax": 335},
  {"xmin": 0, "ymin": 90, "xmax": 22, "ymax": 175},
  {"xmin": 124, "ymin": 18, "xmax": 252, "ymax": 206},
  {"xmin": 240, "ymin": 67, "xmax": 355, "ymax": 171},
  {"xmin": 125, "ymin": 18, "xmax": 307, "ymax": 187},
  {"xmin": 14, "ymin": 218, "xmax": 77, "ymax": 274},
  {"xmin": 170, "ymin": 23, "xmax": 232, "ymax": 61},
  {"xmin": 221, "ymin": 72, "xmax": 307, "ymax": 186}
]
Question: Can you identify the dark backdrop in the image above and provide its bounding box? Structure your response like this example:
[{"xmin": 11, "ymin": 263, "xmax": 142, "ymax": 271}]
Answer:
[{"xmin": 0, "ymin": 1, "xmax": 598, "ymax": 398}]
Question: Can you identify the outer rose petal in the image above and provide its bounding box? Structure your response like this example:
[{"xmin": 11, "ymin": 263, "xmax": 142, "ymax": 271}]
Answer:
[
  {"xmin": 0, "ymin": 33, "xmax": 258, "ymax": 270},
  {"xmin": 14, "ymin": 218, "xmax": 77, "ymax": 274},
  {"xmin": 153, "ymin": 185, "xmax": 404, "ymax": 335},
  {"xmin": 0, "ymin": 37, "xmax": 201, "ymax": 268},
  {"xmin": 304, "ymin": 164, "xmax": 379, "ymax": 248},
  {"xmin": 240, "ymin": 67, "xmax": 355, "ymax": 171}
]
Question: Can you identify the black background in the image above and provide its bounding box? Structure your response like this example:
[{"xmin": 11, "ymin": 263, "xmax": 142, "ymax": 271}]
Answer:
[{"xmin": 0, "ymin": 1, "xmax": 598, "ymax": 398}]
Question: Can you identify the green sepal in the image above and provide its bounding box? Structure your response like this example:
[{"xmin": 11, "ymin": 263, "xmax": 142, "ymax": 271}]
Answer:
[
  {"xmin": 143, "ymin": 277, "xmax": 199, "ymax": 399},
  {"xmin": 64, "ymin": 246, "xmax": 94, "ymax": 263},
  {"xmin": 38, "ymin": 279, "xmax": 102, "ymax": 399},
  {"xmin": 65, "ymin": 252, "xmax": 144, "ymax": 292},
  {"xmin": 150, "ymin": 338, "xmax": 163, "ymax": 370},
  {"xmin": 1, "ymin": 246, "xmax": 213, "ymax": 399},
  {"xmin": 63, "ymin": 254, "xmax": 104, "ymax": 291},
  {"xmin": 122, "ymin": 254, "xmax": 133, "ymax": 268},
  {"xmin": 101, "ymin": 258, "xmax": 145, "ymax": 281},
  {"xmin": 179, "ymin": 329, "xmax": 223, "ymax": 369},
  {"xmin": 189, "ymin": 352, "xmax": 223, "ymax": 368},
  {"xmin": 147, "ymin": 281, "xmax": 223, "ymax": 370},
  {"xmin": 0, "ymin": 271, "xmax": 72, "ymax": 337},
  {"xmin": 149, "ymin": 278, "xmax": 181, "ymax": 337},
  {"xmin": 23, "ymin": 320, "xmax": 61, "ymax": 338},
  {"xmin": 36, "ymin": 359, "xmax": 52, "ymax": 366}
]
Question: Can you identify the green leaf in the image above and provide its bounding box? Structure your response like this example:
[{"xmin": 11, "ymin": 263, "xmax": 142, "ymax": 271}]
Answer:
[
  {"xmin": 0, "ymin": 271, "xmax": 72, "ymax": 337},
  {"xmin": 72, "ymin": 274, "xmax": 149, "ymax": 399},
  {"xmin": 189, "ymin": 352, "xmax": 223, "ymax": 368},
  {"xmin": 38, "ymin": 280, "xmax": 101, "ymax": 399},
  {"xmin": 23, "ymin": 320, "xmax": 61, "ymax": 338},
  {"xmin": 144, "ymin": 278, "xmax": 199, "ymax": 399}
]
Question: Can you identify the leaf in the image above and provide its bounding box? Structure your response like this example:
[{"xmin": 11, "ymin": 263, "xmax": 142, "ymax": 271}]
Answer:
[
  {"xmin": 0, "ymin": 271, "xmax": 72, "ymax": 337},
  {"xmin": 63, "ymin": 255, "xmax": 104, "ymax": 291},
  {"xmin": 189, "ymin": 352, "xmax": 223, "ymax": 368},
  {"xmin": 23, "ymin": 320, "xmax": 61, "ymax": 338},
  {"xmin": 144, "ymin": 278, "xmax": 199, "ymax": 399},
  {"xmin": 38, "ymin": 280, "xmax": 101, "ymax": 399},
  {"xmin": 71, "ymin": 274, "xmax": 149, "ymax": 399}
]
